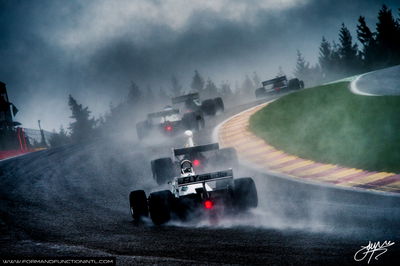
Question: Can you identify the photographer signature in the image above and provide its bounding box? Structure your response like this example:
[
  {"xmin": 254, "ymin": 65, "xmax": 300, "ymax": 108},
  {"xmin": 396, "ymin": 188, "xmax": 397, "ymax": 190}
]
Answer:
[{"xmin": 354, "ymin": 241, "xmax": 395, "ymax": 264}]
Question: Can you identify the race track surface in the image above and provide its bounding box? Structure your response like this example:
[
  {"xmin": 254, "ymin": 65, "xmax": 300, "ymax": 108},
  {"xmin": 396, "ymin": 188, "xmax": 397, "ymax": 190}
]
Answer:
[
  {"xmin": 352, "ymin": 65, "xmax": 400, "ymax": 96},
  {"xmin": 1, "ymin": 96, "xmax": 400, "ymax": 265}
]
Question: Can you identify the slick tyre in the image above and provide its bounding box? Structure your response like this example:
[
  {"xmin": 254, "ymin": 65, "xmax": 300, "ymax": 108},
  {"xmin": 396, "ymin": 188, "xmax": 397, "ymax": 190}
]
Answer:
[
  {"xmin": 129, "ymin": 190, "xmax": 148, "ymax": 221},
  {"xmin": 201, "ymin": 99, "xmax": 217, "ymax": 116},
  {"xmin": 214, "ymin": 97, "xmax": 224, "ymax": 112},
  {"xmin": 234, "ymin": 177, "xmax": 258, "ymax": 211},
  {"xmin": 255, "ymin": 87, "xmax": 266, "ymax": 98},
  {"xmin": 148, "ymin": 190, "xmax": 174, "ymax": 225}
]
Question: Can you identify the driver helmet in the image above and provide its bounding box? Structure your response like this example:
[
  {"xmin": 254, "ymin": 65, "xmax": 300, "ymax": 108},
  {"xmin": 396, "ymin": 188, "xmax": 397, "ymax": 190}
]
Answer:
[{"xmin": 180, "ymin": 159, "xmax": 195, "ymax": 176}]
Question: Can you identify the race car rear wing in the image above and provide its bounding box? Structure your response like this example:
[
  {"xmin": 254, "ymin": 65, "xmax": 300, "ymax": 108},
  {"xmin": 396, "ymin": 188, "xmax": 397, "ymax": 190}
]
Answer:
[
  {"xmin": 148, "ymin": 109, "xmax": 180, "ymax": 119},
  {"xmin": 173, "ymin": 143, "xmax": 219, "ymax": 156},
  {"xmin": 177, "ymin": 169, "xmax": 233, "ymax": 186},
  {"xmin": 171, "ymin": 93, "xmax": 199, "ymax": 104},
  {"xmin": 261, "ymin": 75, "xmax": 287, "ymax": 87}
]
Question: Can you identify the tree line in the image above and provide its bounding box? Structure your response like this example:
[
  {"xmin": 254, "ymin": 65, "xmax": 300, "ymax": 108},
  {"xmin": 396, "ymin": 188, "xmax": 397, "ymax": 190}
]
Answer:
[
  {"xmin": 295, "ymin": 4, "xmax": 400, "ymax": 85},
  {"xmin": 49, "ymin": 4, "xmax": 400, "ymax": 147}
]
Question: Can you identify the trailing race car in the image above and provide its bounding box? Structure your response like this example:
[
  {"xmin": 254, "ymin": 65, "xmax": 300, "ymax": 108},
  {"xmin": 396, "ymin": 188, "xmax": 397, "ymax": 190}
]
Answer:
[
  {"xmin": 129, "ymin": 160, "xmax": 258, "ymax": 225},
  {"xmin": 255, "ymin": 75, "xmax": 304, "ymax": 98},
  {"xmin": 172, "ymin": 93, "xmax": 224, "ymax": 116},
  {"xmin": 136, "ymin": 106, "xmax": 204, "ymax": 140},
  {"xmin": 150, "ymin": 131, "xmax": 238, "ymax": 185}
]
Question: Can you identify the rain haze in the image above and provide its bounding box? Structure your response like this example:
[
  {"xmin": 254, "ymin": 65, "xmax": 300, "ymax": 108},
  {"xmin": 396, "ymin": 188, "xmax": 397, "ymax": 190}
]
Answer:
[{"xmin": 0, "ymin": 0, "xmax": 398, "ymax": 130}]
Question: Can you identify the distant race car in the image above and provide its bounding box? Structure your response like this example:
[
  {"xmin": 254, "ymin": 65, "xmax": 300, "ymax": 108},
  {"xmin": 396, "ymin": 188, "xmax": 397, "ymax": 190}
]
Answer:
[
  {"xmin": 136, "ymin": 106, "xmax": 204, "ymax": 139},
  {"xmin": 255, "ymin": 75, "xmax": 304, "ymax": 98},
  {"xmin": 129, "ymin": 159, "xmax": 258, "ymax": 225},
  {"xmin": 150, "ymin": 131, "xmax": 238, "ymax": 185},
  {"xmin": 172, "ymin": 93, "xmax": 224, "ymax": 116}
]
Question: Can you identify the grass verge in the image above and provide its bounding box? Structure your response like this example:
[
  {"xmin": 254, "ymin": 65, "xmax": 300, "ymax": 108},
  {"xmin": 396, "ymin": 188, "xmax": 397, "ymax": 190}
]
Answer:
[{"xmin": 249, "ymin": 82, "xmax": 400, "ymax": 173}]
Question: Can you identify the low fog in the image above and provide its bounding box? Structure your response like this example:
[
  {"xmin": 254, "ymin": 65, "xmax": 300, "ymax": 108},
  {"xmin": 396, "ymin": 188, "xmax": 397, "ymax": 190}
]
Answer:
[{"xmin": 0, "ymin": 0, "xmax": 398, "ymax": 130}]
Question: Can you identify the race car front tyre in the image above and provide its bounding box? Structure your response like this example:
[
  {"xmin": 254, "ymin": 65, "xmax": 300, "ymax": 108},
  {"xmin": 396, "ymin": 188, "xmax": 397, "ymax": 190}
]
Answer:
[
  {"xmin": 148, "ymin": 190, "xmax": 174, "ymax": 225},
  {"xmin": 201, "ymin": 99, "xmax": 217, "ymax": 116},
  {"xmin": 151, "ymin": 158, "xmax": 176, "ymax": 185},
  {"xmin": 255, "ymin": 87, "xmax": 266, "ymax": 98},
  {"xmin": 129, "ymin": 190, "xmax": 148, "ymax": 221},
  {"xmin": 214, "ymin": 97, "xmax": 224, "ymax": 112},
  {"xmin": 234, "ymin": 177, "xmax": 258, "ymax": 211}
]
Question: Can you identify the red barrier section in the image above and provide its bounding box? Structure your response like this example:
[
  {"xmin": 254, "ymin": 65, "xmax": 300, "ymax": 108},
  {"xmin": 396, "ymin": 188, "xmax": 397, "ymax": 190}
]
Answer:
[{"xmin": 0, "ymin": 150, "xmax": 30, "ymax": 160}]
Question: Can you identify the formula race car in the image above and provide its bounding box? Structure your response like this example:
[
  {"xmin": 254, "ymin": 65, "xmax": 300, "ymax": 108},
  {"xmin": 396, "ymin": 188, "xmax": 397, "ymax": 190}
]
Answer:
[
  {"xmin": 172, "ymin": 93, "xmax": 224, "ymax": 116},
  {"xmin": 136, "ymin": 106, "xmax": 204, "ymax": 140},
  {"xmin": 129, "ymin": 160, "xmax": 258, "ymax": 225},
  {"xmin": 255, "ymin": 75, "xmax": 304, "ymax": 98},
  {"xmin": 150, "ymin": 131, "xmax": 238, "ymax": 185}
]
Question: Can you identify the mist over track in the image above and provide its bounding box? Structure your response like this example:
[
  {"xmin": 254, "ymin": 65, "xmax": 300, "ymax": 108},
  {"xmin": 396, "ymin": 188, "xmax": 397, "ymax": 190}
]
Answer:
[{"xmin": 1, "ymin": 95, "xmax": 399, "ymax": 265}]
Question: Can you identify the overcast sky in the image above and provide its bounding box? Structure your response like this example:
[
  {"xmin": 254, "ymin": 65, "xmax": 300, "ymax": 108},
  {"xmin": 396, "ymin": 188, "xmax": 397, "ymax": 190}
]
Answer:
[{"xmin": 0, "ymin": 0, "xmax": 398, "ymax": 130}]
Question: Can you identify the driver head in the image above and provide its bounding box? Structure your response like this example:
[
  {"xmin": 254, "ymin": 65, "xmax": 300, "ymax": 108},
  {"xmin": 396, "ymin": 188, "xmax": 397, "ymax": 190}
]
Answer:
[{"xmin": 180, "ymin": 159, "xmax": 195, "ymax": 176}]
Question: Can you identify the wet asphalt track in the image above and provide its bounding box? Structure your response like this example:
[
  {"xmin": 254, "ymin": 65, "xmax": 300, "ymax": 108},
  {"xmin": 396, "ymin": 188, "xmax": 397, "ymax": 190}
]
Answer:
[{"xmin": 1, "ymin": 95, "xmax": 400, "ymax": 265}]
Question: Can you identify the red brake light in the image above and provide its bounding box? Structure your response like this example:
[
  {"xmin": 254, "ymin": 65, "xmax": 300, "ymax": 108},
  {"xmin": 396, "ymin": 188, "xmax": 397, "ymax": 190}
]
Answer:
[
  {"xmin": 204, "ymin": 200, "xmax": 213, "ymax": 209},
  {"xmin": 165, "ymin": 125, "xmax": 173, "ymax": 131},
  {"xmin": 193, "ymin": 159, "xmax": 200, "ymax": 166}
]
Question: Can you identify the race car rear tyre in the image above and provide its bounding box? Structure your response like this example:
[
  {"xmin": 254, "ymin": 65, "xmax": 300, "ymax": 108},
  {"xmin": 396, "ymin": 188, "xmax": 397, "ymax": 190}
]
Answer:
[
  {"xmin": 182, "ymin": 112, "xmax": 203, "ymax": 131},
  {"xmin": 136, "ymin": 121, "xmax": 148, "ymax": 140},
  {"xmin": 201, "ymin": 99, "xmax": 217, "ymax": 116},
  {"xmin": 148, "ymin": 190, "xmax": 173, "ymax": 225},
  {"xmin": 151, "ymin": 158, "xmax": 176, "ymax": 185},
  {"xmin": 255, "ymin": 87, "xmax": 266, "ymax": 98},
  {"xmin": 215, "ymin": 147, "xmax": 238, "ymax": 168},
  {"xmin": 234, "ymin": 177, "xmax": 258, "ymax": 211},
  {"xmin": 129, "ymin": 190, "xmax": 148, "ymax": 221},
  {"xmin": 214, "ymin": 97, "xmax": 224, "ymax": 112}
]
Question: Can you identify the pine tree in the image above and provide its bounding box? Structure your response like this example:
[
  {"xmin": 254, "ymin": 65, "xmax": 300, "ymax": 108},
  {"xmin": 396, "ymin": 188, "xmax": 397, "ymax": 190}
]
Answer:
[
  {"xmin": 204, "ymin": 78, "xmax": 218, "ymax": 98},
  {"xmin": 242, "ymin": 75, "xmax": 254, "ymax": 92},
  {"xmin": 252, "ymin": 72, "xmax": 261, "ymax": 87},
  {"xmin": 357, "ymin": 16, "xmax": 377, "ymax": 70},
  {"xmin": 220, "ymin": 81, "xmax": 232, "ymax": 97},
  {"xmin": 294, "ymin": 50, "xmax": 311, "ymax": 81},
  {"xmin": 68, "ymin": 95, "xmax": 96, "ymax": 143},
  {"xmin": 170, "ymin": 75, "xmax": 182, "ymax": 96},
  {"xmin": 338, "ymin": 23, "xmax": 360, "ymax": 75},
  {"xmin": 376, "ymin": 5, "xmax": 400, "ymax": 64},
  {"xmin": 191, "ymin": 70, "xmax": 205, "ymax": 92},
  {"xmin": 318, "ymin": 37, "xmax": 332, "ymax": 80},
  {"xmin": 127, "ymin": 81, "xmax": 142, "ymax": 105},
  {"xmin": 48, "ymin": 126, "xmax": 70, "ymax": 147}
]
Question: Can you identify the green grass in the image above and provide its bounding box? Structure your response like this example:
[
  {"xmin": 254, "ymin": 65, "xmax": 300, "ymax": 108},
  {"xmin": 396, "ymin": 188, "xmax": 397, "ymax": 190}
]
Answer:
[{"xmin": 249, "ymin": 82, "xmax": 400, "ymax": 173}]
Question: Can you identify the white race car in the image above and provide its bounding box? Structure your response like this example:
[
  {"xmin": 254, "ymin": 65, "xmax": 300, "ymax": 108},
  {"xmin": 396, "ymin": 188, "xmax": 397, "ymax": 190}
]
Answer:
[
  {"xmin": 150, "ymin": 131, "xmax": 238, "ymax": 185},
  {"xmin": 129, "ymin": 159, "xmax": 258, "ymax": 225}
]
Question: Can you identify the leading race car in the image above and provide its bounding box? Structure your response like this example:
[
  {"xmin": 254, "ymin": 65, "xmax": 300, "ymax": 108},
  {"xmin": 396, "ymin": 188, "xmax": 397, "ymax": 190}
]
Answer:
[
  {"xmin": 129, "ymin": 159, "xmax": 258, "ymax": 225},
  {"xmin": 172, "ymin": 92, "xmax": 224, "ymax": 116},
  {"xmin": 255, "ymin": 75, "xmax": 304, "ymax": 98},
  {"xmin": 150, "ymin": 131, "xmax": 238, "ymax": 185},
  {"xmin": 135, "ymin": 106, "xmax": 204, "ymax": 140}
]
